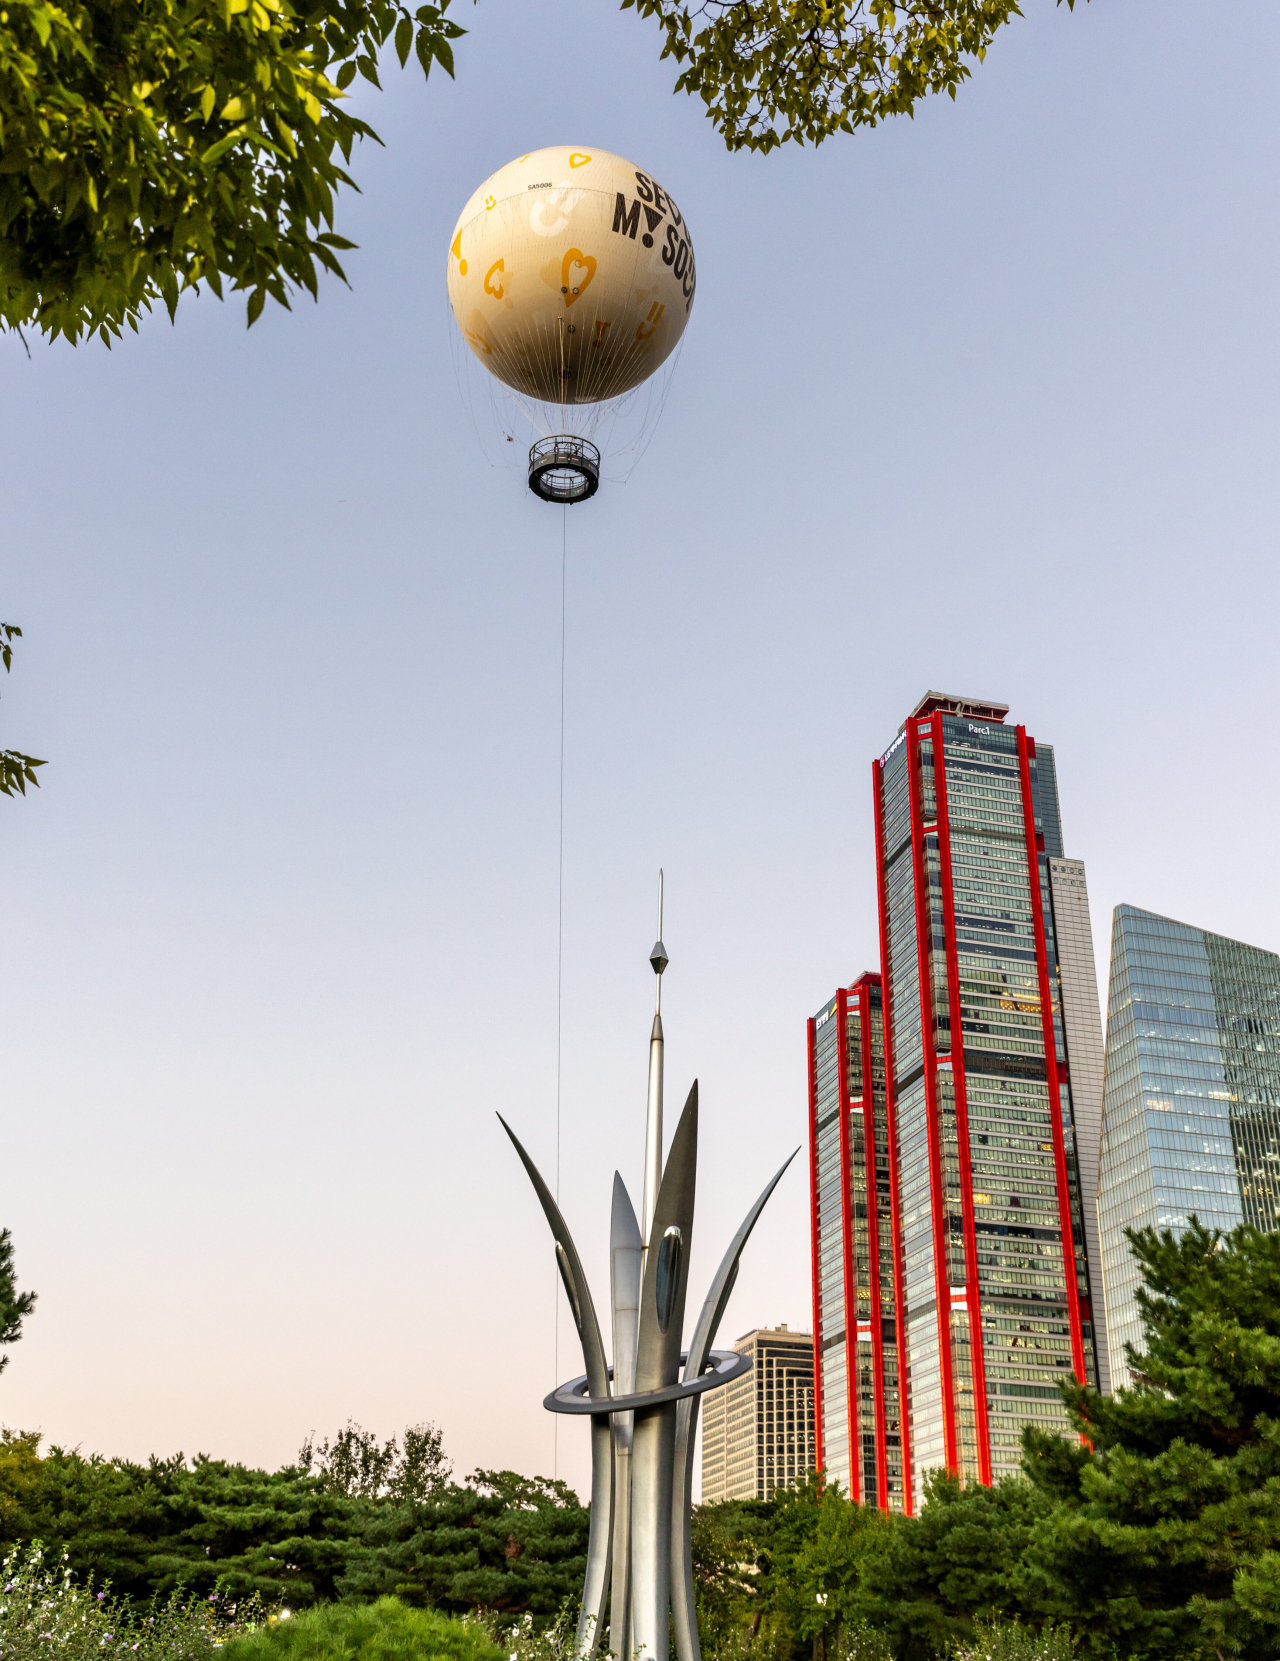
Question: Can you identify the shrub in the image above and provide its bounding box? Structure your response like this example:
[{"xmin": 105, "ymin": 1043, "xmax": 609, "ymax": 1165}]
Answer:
[
  {"xmin": 949, "ymin": 1620, "xmax": 1076, "ymax": 1661},
  {"xmin": 0, "ymin": 1540, "xmax": 264, "ymax": 1659},
  {"xmin": 219, "ymin": 1596, "xmax": 507, "ymax": 1661}
]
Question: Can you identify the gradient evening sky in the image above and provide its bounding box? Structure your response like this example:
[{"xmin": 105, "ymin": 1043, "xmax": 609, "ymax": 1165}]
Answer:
[{"xmin": 2, "ymin": 0, "xmax": 1278, "ymax": 1501}]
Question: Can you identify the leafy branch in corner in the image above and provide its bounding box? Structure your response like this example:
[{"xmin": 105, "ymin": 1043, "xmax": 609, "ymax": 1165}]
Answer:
[
  {"xmin": 0, "ymin": 625, "xmax": 44, "ymax": 799},
  {"xmin": 0, "ymin": 0, "xmax": 467, "ymax": 343},
  {"xmin": 620, "ymin": 0, "xmax": 1087, "ymax": 153}
]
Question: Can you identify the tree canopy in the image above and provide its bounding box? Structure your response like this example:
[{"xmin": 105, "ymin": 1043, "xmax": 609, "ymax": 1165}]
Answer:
[
  {"xmin": 0, "ymin": 1434, "xmax": 589, "ymax": 1621},
  {"xmin": 624, "ymin": 0, "xmax": 1074, "ymax": 154},
  {"xmin": 1017, "ymin": 1220, "xmax": 1280, "ymax": 1659},
  {"xmin": 0, "ymin": 0, "xmax": 462, "ymax": 343},
  {"xmin": 0, "ymin": 0, "xmax": 1089, "ymax": 343},
  {"xmin": 297, "ymin": 1418, "xmax": 452, "ymax": 1503}
]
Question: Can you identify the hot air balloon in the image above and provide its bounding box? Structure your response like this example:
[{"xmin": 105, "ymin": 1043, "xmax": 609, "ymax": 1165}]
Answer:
[{"xmin": 448, "ymin": 147, "xmax": 696, "ymax": 502}]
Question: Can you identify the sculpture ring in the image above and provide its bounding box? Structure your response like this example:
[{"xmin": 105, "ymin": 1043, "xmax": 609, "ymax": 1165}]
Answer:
[{"xmin": 544, "ymin": 1346, "xmax": 750, "ymax": 1415}]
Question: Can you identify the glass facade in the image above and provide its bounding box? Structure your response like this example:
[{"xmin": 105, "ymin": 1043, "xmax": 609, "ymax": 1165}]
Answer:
[
  {"xmin": 1098, "ymin": 906, "xmax": 1280, "ymax": 1389},
  {"xmin": 806, "ymin": 975, "xmax": 907, "ymax": 1510},
  {"xmin": 873, "ymin": 696, "xmax": 1101, "ymax": 1507},
  {"xmin": 700, "ymin": 1328, "xmax": 817, "ymax": 1501}
]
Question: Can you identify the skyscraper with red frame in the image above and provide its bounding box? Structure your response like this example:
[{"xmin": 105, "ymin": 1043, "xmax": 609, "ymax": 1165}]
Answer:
[
  {"xmin": 807, "ymin": 974, "xmax": 908, "ymax": 1511},
  {"xmin": 873, "ymin": 693, "xmax": 1101, "ymax": 1505}
]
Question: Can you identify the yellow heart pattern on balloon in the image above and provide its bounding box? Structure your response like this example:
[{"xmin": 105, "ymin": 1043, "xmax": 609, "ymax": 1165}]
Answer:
[
  {"xmin": 569, "ymin": 153, "xmax": 591, "ymax": 168},
  {"xmin": 560, "ymin": 249, "xmax": 596, "ymax": 307}
]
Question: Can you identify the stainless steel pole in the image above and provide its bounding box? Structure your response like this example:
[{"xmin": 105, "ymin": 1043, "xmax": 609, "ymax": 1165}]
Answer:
[{"xmin": 642, "ymin": 872, "xmax": 668, "ymax": 1254}]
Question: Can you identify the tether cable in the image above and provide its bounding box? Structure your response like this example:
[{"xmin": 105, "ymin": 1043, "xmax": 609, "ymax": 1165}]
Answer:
[{"xmin": 553, "ymin": 501, "xmax": 566, "ymax": 1478}]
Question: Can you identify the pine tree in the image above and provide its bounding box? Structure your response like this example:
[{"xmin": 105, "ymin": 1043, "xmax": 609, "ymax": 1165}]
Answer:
[
  {"xmin": 1020, "ymin": 1220, "xmax": 1280, "ymax": 1659},
  {"xmin": 0, "ymin": 1230, "xmax": 36, "ymax": 1370},
  {"xmin": 856, "ymin": 1471, "xmax": 1050, "ymax": 1661}
]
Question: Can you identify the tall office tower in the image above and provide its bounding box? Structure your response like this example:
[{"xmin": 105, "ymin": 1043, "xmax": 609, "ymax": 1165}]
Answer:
[
  {"xmin": 807, "ymin": 974, "xmax": 908, "ymax": 1510},
  {"xmin": 1098, "ymin": 906, "xmax": 1280, "ymax": 1390},
  {"xmin": 1046, "ymin": 859, "xmax": 1111, "ymax": 1395},
  {"xmin": 873, "ymin": 692, "xmax": 1104, "ymax": 1504},
  {"xmin": 699, "ymin": 1327, "xmax": 817, "ymax": 1502}
]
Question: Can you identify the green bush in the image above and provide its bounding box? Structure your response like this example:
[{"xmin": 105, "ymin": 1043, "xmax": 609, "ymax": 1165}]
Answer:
[
  {"xmin": 0, "ymin": 1540, "xmax": 264, "ymax": 1659},
  {"xmin": 948, "ymin": 1621, "xmax": 1076, "ymax": 1661},
  {"xmin": 219, "ymin": 1597, "xmax": 506, "ymax": 1661},
  {"xmin": 0, "ymin": 1441, "xmax": 587, "ymax": 1623}
]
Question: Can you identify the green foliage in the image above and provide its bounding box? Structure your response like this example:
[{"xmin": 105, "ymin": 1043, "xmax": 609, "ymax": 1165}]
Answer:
[
  {"xmin": 691, "ymin": 1479, "xmax": 888, "ymax": 1661},
  {"xmin": 334, "ymin": 1468, "xmax": 589, "ymax": 1622},
  {"xmin": 1019, "ymin": 1220, "xmax": 1280, "ymax": 1659},
  {"xmin": 948, "ymin": 1620, "xmax": 1076, "ymax": 1661},
  {"xmin": 0, "ymin": 1431, "xmax": 42, "ymax": 1535},
  {"xmin": 4, "ymin": 1448, "xmax": 364, "ymax": 1606},
  {"xmin": 855, "ymin": 1472, "xmax": 1051, "ymax": 1659},
  {"xmin": 690, "ymin": 1495, "xmax": 775, "ymax": 1657},
  {"xmin": 620, "ymin": 0, "xmax": 1087, "ymax": 153},
  {"xmin": 0, "ymin": 0, "xmax": 464, "ymax": 342},
  {"xmin": 0, "ymin": 1539, "xmax": 266, "ymax": 1659},
  {"xmin": 0, "ymin": 0, "xmax": 1098, "ymax": 339},
  {"xmin": 218, "ymin": 1595, "xmax": 505, "ymax": 1661},
  {"xmin": 768, "ymin": 1477, "xmax": 888, "ymax": 1646},
  {"xmin": 0, "ymin": 1234, "xmax": 35, "ymax": 1365},
  {"xmin": 297, "ymin": 1421, "xmax": 451, "ymax": 1504},
  {"xmin": 827, "ymin": 1627, "xmax": 895, "ymax": 1661},
  {"xmin": 0, "ymin": 631, "xmax": 45, "ymax": 799},
  {"xmin": 471, "ymin": 1603, "xmax": 577, "ymax": 1661},
  {"xmin": 0, "ymin": 1440, "xmax": 586, "ymax": 1627}
]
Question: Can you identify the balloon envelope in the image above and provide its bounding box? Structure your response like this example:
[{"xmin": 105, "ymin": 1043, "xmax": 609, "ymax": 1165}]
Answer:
[{"xmin": 447, "ymin": 147, "xmax": 696, "ymax": 407}]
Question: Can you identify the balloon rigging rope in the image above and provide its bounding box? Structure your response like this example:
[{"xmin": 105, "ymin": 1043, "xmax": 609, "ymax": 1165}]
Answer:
[{"xmin": 553, "ymin": 501, "xmax": 566, "ymax": 1478}]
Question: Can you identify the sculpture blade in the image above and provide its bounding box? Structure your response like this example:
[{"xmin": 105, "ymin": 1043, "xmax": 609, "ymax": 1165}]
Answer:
[
  {"xmin": 498, "ymin": 1115, "xmax": 613, "ymax": 1652},
  {"xmin": 631, "ymin": 1083, "xmax": 697, "ymax": 1661},
  {"xmin": 611, "ymin": 1172, "xmax": 643, "ymax": 1396},
  {"xmin": 670, "ymin": 1148, "xmax": 799, "ymax": 1661},
  {"xmin": 636, "ymin": 1082, "xmax": 698, "ymax": 1393},
  {"xmin": 609, "ymin": 1173, "xmax": 642, "ymax": 1661},
  {"xmin": 684, "ymin": 1148, "xmax": 799, "ymax": 1383}
]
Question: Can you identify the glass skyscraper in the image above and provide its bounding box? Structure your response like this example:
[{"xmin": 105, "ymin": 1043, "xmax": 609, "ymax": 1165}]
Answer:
[
  {"xmin": 872, "ymin": 693, "xmax": 1105, "ymax": 1504},
  {"xmin": 1097, "ymin": 906, "xmax": 1280, "ymax": 1388},
  {"xmin": 807, "ymin": 974, "xmax": 907, "ymax": 1510}
]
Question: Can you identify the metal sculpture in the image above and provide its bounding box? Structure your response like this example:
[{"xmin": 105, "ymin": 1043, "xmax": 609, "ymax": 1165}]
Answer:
[{"xmin": 501, "ymin": 879, "xmax": 796, "ymax": 1661}]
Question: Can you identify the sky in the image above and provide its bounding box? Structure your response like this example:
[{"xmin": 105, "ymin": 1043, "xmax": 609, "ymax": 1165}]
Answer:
[{"xmin": 2, "ymin": 0, "xmax": 1279, "ymax": 1503}]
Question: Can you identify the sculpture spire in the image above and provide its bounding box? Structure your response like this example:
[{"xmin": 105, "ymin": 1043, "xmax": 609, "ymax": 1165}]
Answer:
[
  {"xmin": 642, "ymin": 870, "xmax": 668, "ymax": 1252},
  {"xmin": 501, "ymin": 883, "xmax": 797, "ymax": 1661}
]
